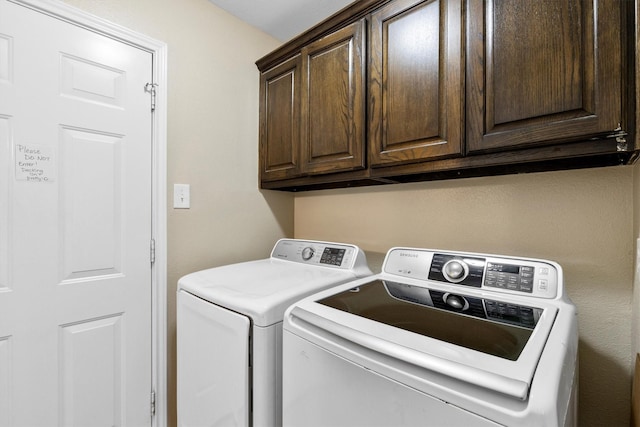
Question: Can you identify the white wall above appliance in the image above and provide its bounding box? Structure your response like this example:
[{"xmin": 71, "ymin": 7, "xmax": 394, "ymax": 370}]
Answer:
[{"xmin": 207, "ymin": 0, "xmax": 353, "ymax": 41}]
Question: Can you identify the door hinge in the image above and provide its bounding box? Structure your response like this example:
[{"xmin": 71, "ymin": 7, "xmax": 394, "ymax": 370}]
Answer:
[
  {"xmin": 150, "ymin": 238, "xmax": 156, "ymax": 265},
  {"xmin": 151, "ymin": 390, "xmax": 156, "ymax": 417},
  {"xmin": 145, "ymin": 83, "xmax": 158, "ymax": 112},
  {"xmin": 607, "ymin": 123, "xmax": 628, "ymax": 151}
]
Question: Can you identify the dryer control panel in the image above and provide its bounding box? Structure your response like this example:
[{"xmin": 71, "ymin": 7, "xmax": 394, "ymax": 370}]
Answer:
[
  {"xmin": 383, "ymin": 248, "xmax": 560, "ymax": 299},
  {"xmin": 271, "ymin": 239, "xmax": 371, "ymax": 274}
]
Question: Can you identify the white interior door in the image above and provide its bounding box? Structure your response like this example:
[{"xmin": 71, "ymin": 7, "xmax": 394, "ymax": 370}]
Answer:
[{"xmin": 0, "ymin": 1, "xmax": 154, "ymax": 425}]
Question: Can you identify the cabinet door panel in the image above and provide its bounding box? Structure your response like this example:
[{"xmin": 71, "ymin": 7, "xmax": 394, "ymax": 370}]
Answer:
[
  {"xmin": 369, "ymin": 0, "xmax": 463, "ymax": 166},
  {"xmin": 301, "ymin": 20, "xmax": 366, "ymax": 174},
  {"xmin": 259, "ymin": 56, "xmax": 302, "ymax": 181},
  {"xmin": 467, "ymin": 0, "xmax": 623, "ymax": 153}
]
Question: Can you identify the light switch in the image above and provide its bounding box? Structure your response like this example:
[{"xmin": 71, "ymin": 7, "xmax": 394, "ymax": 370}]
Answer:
[{"xmin": 173, "ymin": 184, "xmax": 190, "ymax": 209}]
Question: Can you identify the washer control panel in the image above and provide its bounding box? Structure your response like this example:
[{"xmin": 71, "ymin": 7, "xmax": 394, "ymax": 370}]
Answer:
[
  {"xmin": 484, "ymin": 262, "xmax": 535, "ymax": 293},
  {"xmin": 271, "ymin": 239, "xmax": 368, "ymax": 271},
  {"xmin": 384, "ymin": 248, "xmax": 560, "ymax": 299}
]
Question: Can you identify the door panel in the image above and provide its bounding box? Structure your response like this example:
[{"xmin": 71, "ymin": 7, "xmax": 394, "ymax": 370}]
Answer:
[
  {"xmin": 0, "ymin": 336, "xmax": 9, "ymax": 427},
  {"xmin": 301, "ymin": 20, "xmax": 366, "ymax": 174},
  {"xmin": 466, "ymin": 0, "xmax": 623, "ymax": 152},
  {"xmin": 369, "ymin": 0, "xmax": 463, "ymax": 166},
  {"xmin": 177, "ymin": 291, "xmax": 250, "ymax": 426},
  {"xmin": 0, "ymin": 116, "xmax": 8, "ymax": 293},
  {"xmin": 0, "ymin": 1, "xmax": 153, "ymax": 425},
  {"xmin": 260, "ymin": 55, "xmax": 302, "ymax": 181},
  {"xmin": 60, "ymin": 128, "xmax": 123, "ymax": 281},
  {"xmin": 59, "ymin": 315, "xmax": 124, "ymax": 426},
  {"xmin": 60, "ymin": 53, "xmax": 126, "ymax": 108}
]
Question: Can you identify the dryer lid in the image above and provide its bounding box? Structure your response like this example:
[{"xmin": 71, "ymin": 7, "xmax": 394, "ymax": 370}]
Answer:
[
  {"xmin": 177, "ymin": 239, "xmax": 372, "ymax": 327},
  {"xmin": 178, "ymin": 259, "xmax": 364, "ymax": 327}
]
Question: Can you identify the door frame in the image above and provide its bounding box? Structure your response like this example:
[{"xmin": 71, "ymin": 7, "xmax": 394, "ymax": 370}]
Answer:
[{"xmin": 8, "ymin": 0, "xmax": 168, "ymax": 425}]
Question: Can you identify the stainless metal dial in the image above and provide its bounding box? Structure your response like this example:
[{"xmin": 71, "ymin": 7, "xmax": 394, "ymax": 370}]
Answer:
[
  {"xmin": 301, "ymin": 247, "xmax": 315, "ymax": 261},
  {"xmin": 442, "ymin": 259, "xmax": 469, "ymax": 283}
]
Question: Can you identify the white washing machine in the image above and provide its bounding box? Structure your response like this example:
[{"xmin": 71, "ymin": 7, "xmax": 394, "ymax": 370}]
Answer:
[
  {"xmin": 283, "ymin": 247, "xmax": 578, "ymax": 427},
  {"xmin": 176, "ymin": 239, "xmax": 372, "ymax": 427}
]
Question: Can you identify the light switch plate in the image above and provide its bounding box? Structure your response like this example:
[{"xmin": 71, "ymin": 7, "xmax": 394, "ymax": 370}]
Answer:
[{"xmin": 173, "ymin": 184, "xmax": 190, "ymax": 209}]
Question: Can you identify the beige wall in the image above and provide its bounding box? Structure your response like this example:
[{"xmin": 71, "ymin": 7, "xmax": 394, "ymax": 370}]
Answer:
[
  {"xmin": 295, "ymin": 166, "xmax": 635, "ymax": 427},
  {"xmin": 58, "ymin": 0, "xmax": 293, "ymax": 424}
]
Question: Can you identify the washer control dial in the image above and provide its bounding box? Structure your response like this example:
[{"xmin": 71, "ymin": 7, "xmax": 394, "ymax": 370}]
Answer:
[
  {"xmin": 442, "ymin": 259, "xmax": 469, "ymax": 283},
  {"xmin": 301, "ymin": 247, "xmax": 315, "ymax": 261}
]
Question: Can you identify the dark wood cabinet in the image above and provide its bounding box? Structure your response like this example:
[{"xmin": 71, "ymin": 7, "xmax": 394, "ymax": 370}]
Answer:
[
  {"xmin": 259, "ymin": 55, "xmax": 302, "ymax": 182},
  {"xmin": 259, "ymin": 20, "xmax": 366, "ymax": 181},
  {"xmin": 301, "ymin": 20, "xmax": 366, "ymax": 175},
  {"xmin": 256, "ymin": 0, "xmax": 637, "ymax": 191},
  {"xmin": 369, "ymin": 0, "xmax": 463, "ymax": 166},
  {"xmin": 466, "ymin": 0, "xmax": 625, "ymax": 153}
]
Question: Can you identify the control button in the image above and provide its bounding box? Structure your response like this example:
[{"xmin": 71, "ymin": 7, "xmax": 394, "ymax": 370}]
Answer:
[
  {"xmin": 539, "ymin": 267, "xmax": 549, "ymax": 275},
  {"xmin": 506, "ymin": 282, "xmax": 519, "ymax": 290},
  {"xmin": 538, "ymin": 279, "xmax": 548, "ymax": 291},
  {"xmin": 442, "ymin": 260, "xmax": 469, "ymax": 283},
  {"xmin": 520, "ymin": 277, "xmax": 533, "ymax": 293},
  {"xmin": 301, "ymin": 247, "xmax": 315, "ymax": 261},
  {"xmin": 519, "ymin": 281, "xmax": 533, "ymax": 293}
]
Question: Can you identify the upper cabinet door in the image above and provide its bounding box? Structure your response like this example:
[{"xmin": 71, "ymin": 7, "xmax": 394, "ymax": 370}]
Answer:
[
  {"xmin": 259, "ymin": 55, "xmax": 302, "ymax": 182},
  {"xmin": 466, "ymin": 0, "xmax": 624, "ymax": 153},
  {"xmin": 301, "ymin": 20, "xmax": 366, "ymax": 175},
  {"xmin": 369, "ymin": 0, "xmax": 464, "ymax": 167}
]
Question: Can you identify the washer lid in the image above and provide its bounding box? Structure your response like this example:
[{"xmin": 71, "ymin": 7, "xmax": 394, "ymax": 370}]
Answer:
[
  {"xmin": 285, "ymin": 276, "xmax": 566, "ymax": 400},
  {"xmin": 178, "ymin": 259, "xmax": 362, "ymax": 327},
  {"xmin": 320, "ymin": 280, "xmax": 544, "ymax": 361}
]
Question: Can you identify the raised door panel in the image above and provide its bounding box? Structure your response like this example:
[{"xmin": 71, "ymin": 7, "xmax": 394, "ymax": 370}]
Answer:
[
  {"xmin": 466, "ymin": 0, "xmax": 624, "ymax": 153},
  {"xmin": 301, "ymin": 20, "xmax": 366, "ymax": 175},
  {"xmin": 259, "ymin": 55, "xmax": 302, "ymax": 182},
  {"xmin": 369, "ymin": 0, "xmax": 463, "ymax": 166}
]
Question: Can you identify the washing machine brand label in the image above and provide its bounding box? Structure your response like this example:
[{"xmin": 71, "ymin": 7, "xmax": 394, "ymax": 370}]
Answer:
[{"xmin": 399, "ymin": 252, "xmax": 419, "ymax": 258}]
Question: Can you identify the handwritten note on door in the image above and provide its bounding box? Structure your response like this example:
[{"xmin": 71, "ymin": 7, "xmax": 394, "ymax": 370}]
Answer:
[{"xmin": 15, "ymin": 144, "xmax": 56, "ymax": 182}]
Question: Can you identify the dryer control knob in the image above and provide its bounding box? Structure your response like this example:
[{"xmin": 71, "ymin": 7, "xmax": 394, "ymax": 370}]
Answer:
[
  {"xmin": 442, "ymin": 259, "xmax": 469, "ymax": 283},
  {"xmin": 301, "ymin": 247, "xmax": 315, "ymax": 261}
]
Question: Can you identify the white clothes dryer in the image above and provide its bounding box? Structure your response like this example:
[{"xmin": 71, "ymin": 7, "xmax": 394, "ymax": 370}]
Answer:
[
  {"xmin": 176, "ymin": 239, "xmax": 372, "ymax": 427},
  {"xmin": 283, "ymin": 247, "xmax": 578, "ymax": 427}
]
